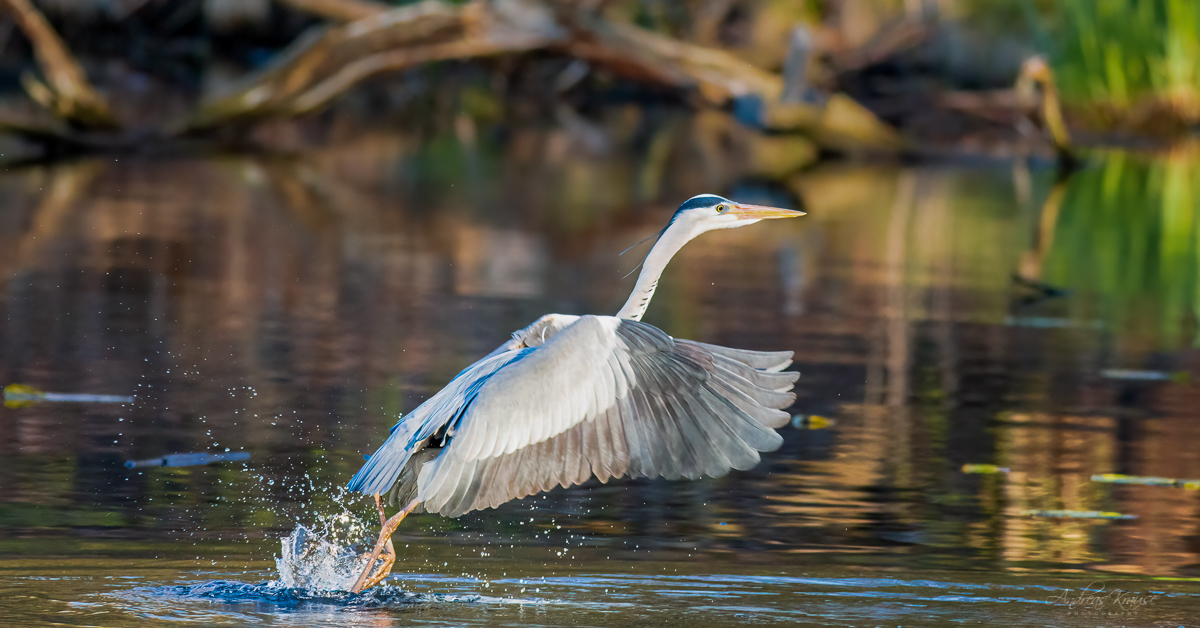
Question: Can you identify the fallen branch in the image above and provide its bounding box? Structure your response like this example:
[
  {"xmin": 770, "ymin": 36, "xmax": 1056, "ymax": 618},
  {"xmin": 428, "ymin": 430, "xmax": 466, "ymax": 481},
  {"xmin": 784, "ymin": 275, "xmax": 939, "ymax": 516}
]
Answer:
[
  {"xmin": 189, "ymin": 0, "xmax": 901, "ymax": 151},
  {"xmin": 187, "ymin": 1, "xmax": 470, "ymax": 129},
  {"xmin": 553, "ymin": 7, "xmax": 781, "ymax": 103},
  {"xmin": 277, "ymin": 0, "xmax": 386, "ymax": 22},
  {"xmin": 2, "ymin": 0, "xmax": 903, "ymax": 154},
  {"xmin": 286, "ymin": 1, "xmax": 565, "ymax": 115},
  {"xmin": 0, "ymin": 0, "xmax": 117, "ymax": 129}
]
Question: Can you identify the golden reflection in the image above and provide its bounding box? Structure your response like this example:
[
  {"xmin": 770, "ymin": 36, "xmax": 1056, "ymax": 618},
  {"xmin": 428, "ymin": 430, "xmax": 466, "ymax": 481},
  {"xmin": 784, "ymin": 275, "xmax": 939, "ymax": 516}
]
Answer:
[{"xmin": 0, "ymin": 139, "xmax": 1197, "ymax": 578}]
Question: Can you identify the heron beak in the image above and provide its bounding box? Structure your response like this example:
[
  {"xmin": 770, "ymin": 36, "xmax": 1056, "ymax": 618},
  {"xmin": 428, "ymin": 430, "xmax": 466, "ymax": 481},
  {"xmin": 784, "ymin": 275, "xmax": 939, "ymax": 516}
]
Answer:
[{"xmin": 729, "ymin": 203, "xmax": 806, "ymax": 219}]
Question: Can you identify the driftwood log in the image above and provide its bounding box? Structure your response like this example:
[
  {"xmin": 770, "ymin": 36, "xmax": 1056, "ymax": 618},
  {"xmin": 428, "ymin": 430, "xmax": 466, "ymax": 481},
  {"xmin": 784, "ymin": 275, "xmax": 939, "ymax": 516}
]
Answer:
[{"xmin": 0, "ymin": 0, "xmax": 903, "ymax": 152}]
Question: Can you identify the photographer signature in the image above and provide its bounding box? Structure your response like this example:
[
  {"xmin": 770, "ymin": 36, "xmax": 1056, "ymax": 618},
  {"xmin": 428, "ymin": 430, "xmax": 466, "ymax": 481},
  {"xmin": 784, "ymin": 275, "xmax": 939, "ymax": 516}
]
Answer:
[{"xmin": 1047, "ymin": 582, "xmax": 1158, "ymax": 611}]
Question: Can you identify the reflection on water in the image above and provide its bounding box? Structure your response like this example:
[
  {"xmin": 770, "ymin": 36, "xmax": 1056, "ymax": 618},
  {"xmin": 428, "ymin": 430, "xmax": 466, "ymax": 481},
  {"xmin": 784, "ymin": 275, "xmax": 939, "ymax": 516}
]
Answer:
[
  {"xmin": 2, "ymin": 557, "xmax": 1198, "ymax": 628},
  {"xmin": 1, "ymin": 120, "xmax": 1200, "ymax": 624},
  {"xmin": 1042, "ymin": 147, "xmax": 1200, "ymax": 347}
]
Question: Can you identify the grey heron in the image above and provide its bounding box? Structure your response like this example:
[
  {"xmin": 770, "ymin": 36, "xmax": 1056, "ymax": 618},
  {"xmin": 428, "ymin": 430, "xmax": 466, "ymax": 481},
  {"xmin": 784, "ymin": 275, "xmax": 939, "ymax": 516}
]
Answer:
[{"xmin": 346, "ymin": 194, "xmax": 805, "ymax": 592}]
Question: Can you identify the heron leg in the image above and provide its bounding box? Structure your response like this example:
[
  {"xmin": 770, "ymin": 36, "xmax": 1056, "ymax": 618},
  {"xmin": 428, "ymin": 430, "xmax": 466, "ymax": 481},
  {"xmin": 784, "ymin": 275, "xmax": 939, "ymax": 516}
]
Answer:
[
  {"xmin": 360, "ymin": 495, "xmax": 397, "ymax": 590},
  {"xmin": 350, "ymin": 495, "xmax": 420, "ymax": 593}
]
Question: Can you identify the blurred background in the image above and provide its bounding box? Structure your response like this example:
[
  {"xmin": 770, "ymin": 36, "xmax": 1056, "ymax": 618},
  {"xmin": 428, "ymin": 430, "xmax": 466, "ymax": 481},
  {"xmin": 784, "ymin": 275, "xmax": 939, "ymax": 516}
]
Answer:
[{"xmin": 1, "ymin": 1, "xmax": 1200, "ymax": 625}]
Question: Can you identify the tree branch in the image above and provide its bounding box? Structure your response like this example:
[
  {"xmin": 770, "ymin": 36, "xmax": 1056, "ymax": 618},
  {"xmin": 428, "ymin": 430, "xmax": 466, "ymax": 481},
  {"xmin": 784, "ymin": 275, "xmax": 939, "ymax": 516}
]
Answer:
[
  {"xmin": 0, "ymin": 0, "xmax": 901, "ymax": 154},
  {"xmin": 187, "ymin": 0, "xmax": 565, "ymax": 130},
  {"xmin": 0, "ymin": 0, "xmax": 116, "ymax": 128},
  {"xmin": 276, "ymin": 0, "xmax": 387, "ymax": 22},
  {"xmin": 186, "ymin": 1, "xmax": 470, "ymax": 129}
]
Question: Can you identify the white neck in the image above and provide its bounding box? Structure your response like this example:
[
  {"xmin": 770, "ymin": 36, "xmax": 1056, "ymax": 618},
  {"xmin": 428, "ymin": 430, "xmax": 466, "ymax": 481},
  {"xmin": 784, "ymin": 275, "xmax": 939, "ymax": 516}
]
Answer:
[{"xmin": 616, "ymin": 221, "xmax": 698, "ymax": 321}]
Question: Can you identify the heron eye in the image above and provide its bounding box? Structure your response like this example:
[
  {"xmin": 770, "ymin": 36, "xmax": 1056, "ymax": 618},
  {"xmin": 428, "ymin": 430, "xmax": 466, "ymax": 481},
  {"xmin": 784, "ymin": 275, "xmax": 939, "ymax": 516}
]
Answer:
[{"xmin": 716, "ymin": 204, "xmax": 726, "ymax": 213}]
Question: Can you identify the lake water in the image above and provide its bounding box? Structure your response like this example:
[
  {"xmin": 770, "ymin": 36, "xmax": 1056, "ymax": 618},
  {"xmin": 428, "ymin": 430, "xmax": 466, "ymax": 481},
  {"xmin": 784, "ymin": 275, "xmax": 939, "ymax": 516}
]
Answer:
[{"xmin": 1, "ymin": 119, "xmax": 1199, "ymax": 626}]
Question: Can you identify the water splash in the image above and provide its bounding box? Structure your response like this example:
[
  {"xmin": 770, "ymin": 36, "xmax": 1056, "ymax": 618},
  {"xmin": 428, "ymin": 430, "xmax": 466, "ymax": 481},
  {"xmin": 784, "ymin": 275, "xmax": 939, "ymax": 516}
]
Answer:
[
  {"xmin": 265, "ymin": 482, "xmax": 391, "ymax": 592},
  {"xmin": 114, "ymin": 513, "xmax": 503, "ymax": 616},
  {"xmin": 276, "ymin": 524, "xmax": 370, "ymax": 591}
]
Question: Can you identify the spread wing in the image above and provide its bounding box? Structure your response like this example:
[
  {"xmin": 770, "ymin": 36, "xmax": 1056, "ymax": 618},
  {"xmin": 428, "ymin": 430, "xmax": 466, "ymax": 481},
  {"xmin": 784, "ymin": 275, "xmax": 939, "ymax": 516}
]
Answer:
[
  {"xmin": 406, "ymin": 315, "xmax": 798, "ymax": 517},
  {"xmin": 346, "ymin": 347, "xmax": 532, "ymax": 497}
]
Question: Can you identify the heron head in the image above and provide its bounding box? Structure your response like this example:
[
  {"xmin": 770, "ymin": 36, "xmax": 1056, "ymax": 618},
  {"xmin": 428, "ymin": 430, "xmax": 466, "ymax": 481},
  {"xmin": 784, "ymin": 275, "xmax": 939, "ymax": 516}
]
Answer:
[{"xmin": 669, "ymin": 194, "xmax": 805, "ymax": 233}]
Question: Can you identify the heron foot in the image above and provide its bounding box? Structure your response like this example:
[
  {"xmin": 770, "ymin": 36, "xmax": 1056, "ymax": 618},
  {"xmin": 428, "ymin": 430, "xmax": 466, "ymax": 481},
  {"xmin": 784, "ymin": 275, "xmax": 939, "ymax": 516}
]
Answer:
[{"xmin": 350, "ymin": 495, "xmax": 419, "ymax": 593}]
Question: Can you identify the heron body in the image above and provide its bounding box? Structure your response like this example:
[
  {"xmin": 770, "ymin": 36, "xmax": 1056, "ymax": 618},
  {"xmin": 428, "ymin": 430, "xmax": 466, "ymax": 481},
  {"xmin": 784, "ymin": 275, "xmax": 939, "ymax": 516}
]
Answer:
[{"xmin": 346, "ymin": 194, "xmax": 804, "ymax": 591}]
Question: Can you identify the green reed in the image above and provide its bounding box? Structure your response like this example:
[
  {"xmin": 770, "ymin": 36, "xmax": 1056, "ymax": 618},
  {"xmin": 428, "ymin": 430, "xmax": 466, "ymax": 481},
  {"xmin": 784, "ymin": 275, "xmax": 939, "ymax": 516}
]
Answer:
[
  {"xmin": 1043, "ymin": 150, "xmax": 1200, "ymax": 347},
  {"xmin": 1038, "ymin": 0, "xmax": 1200, "ymax": 116}
]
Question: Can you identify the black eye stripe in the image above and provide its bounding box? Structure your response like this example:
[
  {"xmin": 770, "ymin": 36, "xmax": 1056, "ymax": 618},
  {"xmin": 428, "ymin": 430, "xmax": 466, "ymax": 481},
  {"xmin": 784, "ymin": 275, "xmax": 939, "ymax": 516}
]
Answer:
[{"xmin": 677, "ymin": 195, "xmax": 730, "ymax": 212}]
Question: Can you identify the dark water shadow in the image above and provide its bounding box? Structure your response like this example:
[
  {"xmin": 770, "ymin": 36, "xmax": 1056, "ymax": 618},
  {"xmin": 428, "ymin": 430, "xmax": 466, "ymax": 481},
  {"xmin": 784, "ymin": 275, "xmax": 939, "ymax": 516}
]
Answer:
[{"xmin": 138, "ymin": 579, "xmax": 484, "ymax": 608}]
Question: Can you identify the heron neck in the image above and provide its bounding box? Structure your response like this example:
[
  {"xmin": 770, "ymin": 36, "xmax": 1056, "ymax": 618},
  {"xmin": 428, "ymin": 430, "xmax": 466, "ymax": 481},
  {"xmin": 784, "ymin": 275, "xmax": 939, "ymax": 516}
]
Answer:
[{"xmin": 616, "ymin": 222, "xmax": 696, "ymax": 321}]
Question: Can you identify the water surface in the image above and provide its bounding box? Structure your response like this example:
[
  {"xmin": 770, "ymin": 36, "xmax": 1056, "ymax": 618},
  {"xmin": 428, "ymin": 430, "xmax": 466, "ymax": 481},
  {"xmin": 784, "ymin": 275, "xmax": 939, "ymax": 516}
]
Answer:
[{"xmin": 1, "ymin": 122, "xmax": 1199, "ymax": 625}]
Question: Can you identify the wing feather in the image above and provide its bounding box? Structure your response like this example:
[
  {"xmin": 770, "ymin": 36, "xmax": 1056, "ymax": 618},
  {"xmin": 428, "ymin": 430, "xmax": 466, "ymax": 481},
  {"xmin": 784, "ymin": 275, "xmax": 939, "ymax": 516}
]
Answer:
[
  {"xmin": 355, "ymin": 315, "xmax": 797, "ymax": 516},
  {"xmin": 685, "ymin": 340, "xmax": 793, "ymax": 372},
  {"xmin": 639, "ymin": 388, "xmax": 678, "ymax": 479},
  {"xmin": 709, "ymin": 360, "xmax": 797, "ymax": 411},
  {"xmin": 702, "ymin": 383, "xmax": 784, "ymax": 454},
  {"xmin": 567, "ymin": 422, "xmax": 589, "ymax": 488},
  {"xmin": 625, "ymin": 388, "xmax": 658, "ymax": 478},
  {"xmin": 713, "ymin": 355, "xmax": 799, "ymax": 392},
  {"xmin": 346, "ymin": 350, "xmax": 532, "ymax": 497},
  {"xmin": 673, "ymin": 389, "xmax": 736, "ymax": 477},
  {"xmin": 661, "ymin": 391, "xmax": 711, "ymax": 479},
  {"xmin": 710, "ymin": 377, "xmax": 792, "ymax": 428},
  {"xmin": 601, "ymin": 404, "xmax": 629, "ymax": 480}
]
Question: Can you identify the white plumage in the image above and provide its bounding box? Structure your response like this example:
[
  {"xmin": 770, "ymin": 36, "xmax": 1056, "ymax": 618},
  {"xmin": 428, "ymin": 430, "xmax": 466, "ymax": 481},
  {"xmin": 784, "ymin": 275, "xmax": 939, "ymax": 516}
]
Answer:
[
  {"xmin": 347, "ymin": 194, "xmax": 805, "ymax": 521},
  {"xmin": 351, "ymin": 314, "xmax": 797, "ymax": 516}
]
